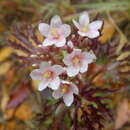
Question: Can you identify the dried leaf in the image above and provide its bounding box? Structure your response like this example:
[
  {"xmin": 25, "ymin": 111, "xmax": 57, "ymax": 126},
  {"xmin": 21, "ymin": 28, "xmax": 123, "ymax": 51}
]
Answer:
[
  {"xmin": 0, "ymin": 47, "xmax": 13, "ymax": 62},
  {"xmin": 88, "ymin": 64, "xmax": 104, "ymax": 74},
  {"xmin": 0, "ymin": 62, "xmax": 12, "ymax": 75},
  {"xmin": 6, "ymin": 121, "xmax": 16, "ymax": 130},
  {"xmin": 59, "ymin": 6, "xmax": 75, "ymax": 17},
  {"xmin": 3, "ymin": 109, "xmax": 15, "ymax": 120},
  {"xmin": 116, "ymin": 51, "xmax": 130, "ymax": 61},
  {"xmin": 15, "ymin": 102, "xmax": 33, "ymax": 120},
  {"xmin": 115, "ymin": 99, "xmax": 130, "ymax": 129},
  {"xmin": 5, "ymin": 71, "xmax": 15, "ymax": 85},
  {"xmin": 116, "ymin": 34, "xmax": 128, "ymax": 54},
  {"xmin": 35, "ymin": 31, "xmax": 44, "ymax": 43},
  {"xmin": 1, "ymin": 92, "xmax": 9, "ymax": 112},
  {"xmin": 0, "ymin": 120, "xmax": 16, "ymax": 130},
  {"xmin": 92, "ymin": 73, "xmax": 105, "ymax": 86},
  {"xmin": 120, "ymin": 66, "xmax": 130, "ymax": 72},
  {"xmin": 98, "ymin": 20, "xmax": 115, "ymax": 43},
  {"xmin": 0, "ymin": 124, "xmax": 3, "ymax": 130},
  {"xmin": 14, "ymin": 49, "xmax": 27, "ymax": 56}
]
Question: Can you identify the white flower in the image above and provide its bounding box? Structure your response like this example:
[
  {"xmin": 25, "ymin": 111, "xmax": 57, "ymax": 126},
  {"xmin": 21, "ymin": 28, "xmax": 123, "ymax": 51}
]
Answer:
[
  {"xmin": 52, "ymin": 80, "xmax": 79, "ymax": 106},
  {"xmin": 63, "ymin": 49, "xmax": 96, "ymax": 77},
  {"xmin": 30, "ymin": 62, "xmax": 64, "ymax": 91},
  {"xmin": 73, "ymin": 12, "xmax": 103, "ymax": 38},
  {"xmin": 39, "ymin": 15, "xmax": 71, "ymax": 47}
]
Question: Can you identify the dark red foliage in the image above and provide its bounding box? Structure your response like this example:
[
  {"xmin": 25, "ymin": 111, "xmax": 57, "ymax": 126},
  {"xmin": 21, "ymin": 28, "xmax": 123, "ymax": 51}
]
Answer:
[
  {"xmin": 72, "ymin": 85, "xmax": 116, "ymax": 130},
  {"xmin": 6, "ymin": 81, "xmax": 31, "ymax": 109}
]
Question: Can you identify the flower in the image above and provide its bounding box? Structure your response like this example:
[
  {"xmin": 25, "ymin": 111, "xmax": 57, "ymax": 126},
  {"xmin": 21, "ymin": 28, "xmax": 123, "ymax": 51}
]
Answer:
[
  {"xmin": 30, "ymin": 62, "xmax": 64, "ymax": 91},
  {"xmin": 73, "ymin": 12, "xmax": 103, "ymax": 38},
  {"xmin": 63, "ymin": 49, "xmax": 96, "ymax": 77},
  {"xmin": 52, "ymin": 80, "xmax": 79, "ymax": 106},
  {"xmin": 39, "ymin": 15, "xmax": 71, "ymax": 47}
]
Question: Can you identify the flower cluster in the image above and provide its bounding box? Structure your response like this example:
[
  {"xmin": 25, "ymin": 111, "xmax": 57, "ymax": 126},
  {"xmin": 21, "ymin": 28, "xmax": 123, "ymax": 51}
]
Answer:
[{"xmin": 30, "ymin": 12, "xmax": 103, "ymax": 106}]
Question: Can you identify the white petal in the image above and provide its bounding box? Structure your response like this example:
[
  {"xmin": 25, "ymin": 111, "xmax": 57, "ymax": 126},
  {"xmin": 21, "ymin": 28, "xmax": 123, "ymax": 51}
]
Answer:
[
  {"xmin": 52, "ymin": 65, "xmax": 64, "ymax": 75},
  {"xmin": 61, "ymin": 80, "xmax": 70, "ymax": 84},
  {"xmin": 50, "ymin": 15, "xmax": 62, "ymax": 27},
  {"xmin": 72, "ymin": 19, "xmax": 80, "ymax": 29},
  {"xmin": 82, "ymin": 51, "xmax": 96, "ymax": 64},
  {"xmin": 78, "ymin": 31, "xmax": 88, "ymax": 37},
  {"xmin": 55, "ymin": 38, "xmax": 66, "ymax": 47},
  {"xmin": 73, "ymin": 48, "xmax": 82, "ymax": 53},
  {"xmin": 60, "ymin": 24, "xmax": 71, "ymax": 37},
  {"xmin": 42, "ymin": 38, "xmax": 55, "ymax": 46},
  {"xmin": 49, "ymin": 77, "xmax": 60, "ymax": 90},
  {"xmin": 38, "ymin": 23, "xmax": 50, "ymax": 37},
  {"xmin": 38, "ymin": 80, "xmax": 49, "ymax": 91},
  {"xmin": 79, "ymin": 12, "xmax": 89, "ymax": 25},
  {"xmin": 71, "ymin": 83, "xmax": 79, "ymax": 95},
  {"xmin": 40, "ymin": 62, "xmax": 50, "ymax": 71},
  {"xmin": 89, "ymin": 50, "xmax": 96, "ymax": 60},
  {"xmin": 67, "ymin": 40, "xmax": 74, "ymax": 48},
  {"xmin": 63, "ymin": 55, "xmax": 73, "ymax": 66},
  {"xmin": 87, "ymin": 30, "xmax": 100, "ymax": 38},
  {"xmin": 82, "ymin": 30, "xmax": 100, "ymax": 39},
  {"xmin": 30, "ymin": 69, "xmax": 42, "ymax": 80},
  {"xmin": 66, "ymin": 66, "xmax": 80, "ymax": 77},
  {"xmin": 52, "ymin": 89, "xmax": 63, "ymax": 99},
  {"xmin": 63, "ymin": 92, "xmax": 74, "ymax": 106},
  {"xmin": 70, "ymin": 48, "xmax": 82, "ymax": 57},
  {"xmin": 80, "ymin": 62, "xmax": 88, "ymax": 73},
  {"xmin": 89, "ymin": 20, "xmax": 103, "ymax": 30}
]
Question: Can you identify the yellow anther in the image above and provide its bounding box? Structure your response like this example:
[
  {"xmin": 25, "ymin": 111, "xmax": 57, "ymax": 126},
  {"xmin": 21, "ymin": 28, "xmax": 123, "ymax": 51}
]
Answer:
[
  {"xmin": 61, "ymin": 84, "xmax": 69, "ymax": 94},
  {"xmin": 81, "ymin": 24, "xmax": 89, "ymax": 32},
  {"xmin": 43, "ymin": 71, "xmax": 52, "ymax": 78},
  {"xmin": 72, "ymin": 56, "xmax": 80, "ymax": 64},
  {"xmin": 51, "ymin": 28, "xmax": 59, "ymax": 38}
]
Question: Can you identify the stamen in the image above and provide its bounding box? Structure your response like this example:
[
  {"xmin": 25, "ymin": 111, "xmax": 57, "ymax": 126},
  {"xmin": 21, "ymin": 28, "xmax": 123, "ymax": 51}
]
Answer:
[
  {"xmin": 51, "ymin": 28, "xmax": 59, "ymax": 39},
  {"xmin": 43, "ymin": 71, "xmax": 52, "ymax": 78},
  {"xmin": 61, "ymin": 84, "xmax": 69, "ymax": 94},
  {"xmin": 81, "ymin": 24, "xmax": 89, "ymax": 32},
  {"xmin": 72, "ymin": 56, "xmax": 80, "ymax": 65}
]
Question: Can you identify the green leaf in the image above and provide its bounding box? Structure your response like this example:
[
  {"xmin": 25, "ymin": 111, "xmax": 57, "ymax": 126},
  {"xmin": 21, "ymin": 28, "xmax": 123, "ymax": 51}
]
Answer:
[{"xmin": 47, "ymin": 97, "xmax": 57, "ymax": 104}]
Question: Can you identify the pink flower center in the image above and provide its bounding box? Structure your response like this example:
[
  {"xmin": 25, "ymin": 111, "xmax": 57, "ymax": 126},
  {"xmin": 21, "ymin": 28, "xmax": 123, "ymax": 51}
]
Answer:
[
  {"xmin": 50, "ymin": 28, "xmax": 60, "ymax": 39},
  {"xmin": 72, "ymin": 56, "xmax": 80, "ymax": 65},
  {"xmin": 43, "ymin": 71, "xmax": 52, "ymax": 78},
  {"xmin": 81, "ymin": 24, "xmax": 89, "ymax": 32},
  {"xmin": 61, "ymin": 84, "xmax": 70, "ymax": 94}
]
